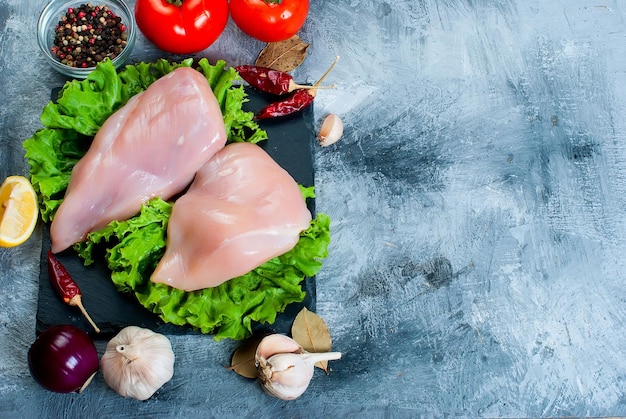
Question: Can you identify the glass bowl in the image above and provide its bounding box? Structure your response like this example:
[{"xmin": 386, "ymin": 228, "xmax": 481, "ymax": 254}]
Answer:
[{"xmin": 37, "ymin": 0, "xmax": 136, "ymax": 79}]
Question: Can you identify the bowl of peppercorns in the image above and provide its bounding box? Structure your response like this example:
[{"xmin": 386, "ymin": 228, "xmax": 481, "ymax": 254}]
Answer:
[{"xmin": 37, "ymin": 0, "xmax": 136, "ymax": 79}]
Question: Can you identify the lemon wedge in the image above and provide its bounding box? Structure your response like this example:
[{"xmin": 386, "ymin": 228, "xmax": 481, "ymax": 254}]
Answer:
[{"xmin": 0, "ymin": 176, "xmax": 39, "ymax": 247}]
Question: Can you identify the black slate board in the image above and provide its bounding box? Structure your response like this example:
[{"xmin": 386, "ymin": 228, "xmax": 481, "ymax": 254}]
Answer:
[{"xmin": 35, "ymin": 86, "xmax": 316, "ymax": 339}]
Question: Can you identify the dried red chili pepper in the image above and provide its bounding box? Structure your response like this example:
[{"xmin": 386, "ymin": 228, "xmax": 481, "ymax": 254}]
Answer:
[
  {"xmin": 47, "ymin": 250, "xmax": 100, "ymax": 333},
  {"xmin": 235, "ymin": 65, "xmax": 334, "ymax": 96},
  {"xmin": 254, "ymin": 56, "xmax": 340, "ymax": 120},
  {"xmin": 255, "ymin": 89, "xmax": 315, "ymax": 120},
  {"xmin": 235, "ymin": 65, "xmax": 297, "ymax": 95}
]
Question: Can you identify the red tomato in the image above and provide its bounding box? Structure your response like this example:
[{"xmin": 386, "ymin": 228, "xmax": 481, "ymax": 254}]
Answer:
[
  {"xmin": 229, "ymin": 0, "xmax": 310, "ymax": 43},
  {"xmin": 135, "ymin": 0, "xmax": 229, "ymax": 54}
]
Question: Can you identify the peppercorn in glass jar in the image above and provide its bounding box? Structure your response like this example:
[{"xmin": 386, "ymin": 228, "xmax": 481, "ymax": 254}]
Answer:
[{"xmin": 37, "ymin": 0, "xmax": 136, "ymax": 79}]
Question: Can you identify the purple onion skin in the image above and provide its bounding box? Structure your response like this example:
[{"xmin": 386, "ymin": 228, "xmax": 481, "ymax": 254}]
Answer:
[{"xmin": 28, "ymin": 325, "xmax": 99, "ymax": 393}]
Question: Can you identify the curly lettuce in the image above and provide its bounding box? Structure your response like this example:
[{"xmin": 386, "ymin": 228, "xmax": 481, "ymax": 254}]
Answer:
[
  {"xmin": 25, "ymin": 58, "xmax": 267, "ymax": 222},
  {"xmin": 23, "ymin": 58, "xmax": 330, "ymax": 341},
  {"xmin": 75, "ymin": 196, "xmax": 330, "ymax": 341}
]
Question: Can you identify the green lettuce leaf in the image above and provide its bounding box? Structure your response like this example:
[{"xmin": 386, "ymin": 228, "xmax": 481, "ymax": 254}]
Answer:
[
  {"xmin": 23, "ymin": 129, "xmax": 88, "ymax": 221},
  {"xmin": 23, "ymin": 58, "xmax": 330, "ymax": 341},
  {"xmin": 75, "ymin": 195, "xmax": 330, "ymax": 341},
  {"xmin": 26, "ymin": 58, "xmax": 268, "ymax": 221}
]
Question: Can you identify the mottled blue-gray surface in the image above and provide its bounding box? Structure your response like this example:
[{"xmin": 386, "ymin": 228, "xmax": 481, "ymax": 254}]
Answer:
[{"xmin": 1, "ymin": 0, "xmax": 626, "ymax": 417}]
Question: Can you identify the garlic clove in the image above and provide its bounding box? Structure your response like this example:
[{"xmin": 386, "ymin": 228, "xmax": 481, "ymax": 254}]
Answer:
[
  {"xmin": 317, "ymin": 113, "xmax": 344, "ymax": 147},
  {"xmin": 255, "ymin": 334, "xmax": 303, "ymax": 361}
]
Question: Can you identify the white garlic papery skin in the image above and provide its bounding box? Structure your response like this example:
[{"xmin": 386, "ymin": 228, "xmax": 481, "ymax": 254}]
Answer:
[
  {"xmin": 100, "ymin": 326, "xmax": 175, "ymax": 401},
  {"xmin": 255, "ymin": 334, "xmax": 342, "ymax": 400}
]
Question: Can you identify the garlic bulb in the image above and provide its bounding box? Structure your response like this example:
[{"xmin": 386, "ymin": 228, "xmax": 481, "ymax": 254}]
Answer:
[
  {"xmin": 255, "ymin": 334, "xmax": 341, "ymax": 400},
  {"xmin": 100, "ymin": 326, "xmax": 175, "ymax": 400}
]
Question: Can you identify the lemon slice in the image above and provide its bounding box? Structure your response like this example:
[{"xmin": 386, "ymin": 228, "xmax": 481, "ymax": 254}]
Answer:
[{"xmin": 0, "ymin": 176, "xmax": 39, "ymax": 247}]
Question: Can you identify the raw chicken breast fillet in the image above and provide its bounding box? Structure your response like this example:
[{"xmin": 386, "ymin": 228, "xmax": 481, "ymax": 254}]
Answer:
[
  {"xmin": 151, "ymin": 142, "xmax": 312, "ymax": 291},
  {"xmin": 50, "ymin": 67, "xmax": 227, "ymax": 253}
]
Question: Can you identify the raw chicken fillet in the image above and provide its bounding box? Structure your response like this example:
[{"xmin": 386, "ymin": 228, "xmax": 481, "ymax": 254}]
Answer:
[
  {"xmin": 151, "ymin": 142, "xmax": 312, "ymax": 291},
  {"xmin": 50, "ymin": 67, "xmax": 227, "ymax": 253}
]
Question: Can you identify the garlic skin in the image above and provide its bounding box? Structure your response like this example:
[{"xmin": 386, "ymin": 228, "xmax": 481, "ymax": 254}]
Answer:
[
  {"xmin": 100, "ymin": 326, "xmax": 175, "ymax": 400},
  {"xmin": 317, "ymin": 114, "xmax": 343, "ymax": 147},
  {"xmin": 255, "ymin": 334, "xmax": 341, "ymax": 400}
]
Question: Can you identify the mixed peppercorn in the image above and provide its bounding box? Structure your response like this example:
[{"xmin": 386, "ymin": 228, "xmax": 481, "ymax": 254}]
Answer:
[{"xmin": 51, "ymin": 3, "xmax": 128, "ymax": 68}]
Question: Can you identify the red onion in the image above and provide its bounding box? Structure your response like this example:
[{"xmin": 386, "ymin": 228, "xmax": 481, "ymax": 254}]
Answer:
[{"xmin": 28, "ymin": 325, "xmax": 99, "ymax": 393}]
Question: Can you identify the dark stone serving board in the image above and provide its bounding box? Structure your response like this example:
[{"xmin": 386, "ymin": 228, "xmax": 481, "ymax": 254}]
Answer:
[{"xmin": 35, "ymin": 86, "xmax": 316, "ymax": 339}]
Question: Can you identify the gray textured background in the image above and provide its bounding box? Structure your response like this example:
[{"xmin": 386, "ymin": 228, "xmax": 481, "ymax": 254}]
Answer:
[{"xmin": 1, "ymin": 0, "xmax": 626, "ymax": 417}]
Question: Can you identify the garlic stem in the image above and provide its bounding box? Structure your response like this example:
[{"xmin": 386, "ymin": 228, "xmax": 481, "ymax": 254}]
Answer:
[
  {"xmin": 116, "ymin": 344, "xmax": 140, "ymax": 362},
  {"xmin": 301, "ymin": 352, "xmax": 342, "ymax": 366}
]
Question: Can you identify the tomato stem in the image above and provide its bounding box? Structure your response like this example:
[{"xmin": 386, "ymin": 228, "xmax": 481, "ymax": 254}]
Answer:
[
  {"xmin": 264, "ymin": 0, "xmax": 283, "ymax": 4},
  {"xmin": 165, "ymin": 0, "xmax": 184, "ymax": 6}
]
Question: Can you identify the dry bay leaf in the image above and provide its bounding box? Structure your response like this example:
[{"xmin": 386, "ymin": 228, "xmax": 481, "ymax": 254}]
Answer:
[
  {"xmin": 291, "ymin": 307, "xmax": 333, "ymax": 373},
  {"xmin": 255, "ymin": 35, "xmax": 310, "ymax": 72},
  {"xmin": 228, "ymin": 335, "xmax": 263, "ymax": 379}
]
